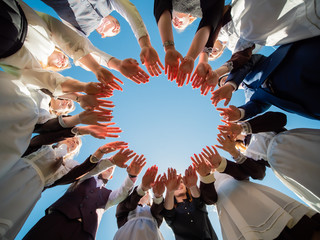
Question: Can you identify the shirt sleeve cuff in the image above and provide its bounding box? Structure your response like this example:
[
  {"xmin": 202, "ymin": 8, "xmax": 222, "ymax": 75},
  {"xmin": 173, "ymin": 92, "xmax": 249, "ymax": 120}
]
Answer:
[
  {"xmin": 239, "ymin": 121, "xmax": 252, "ymax": 135},
  {"xmin": 137, "ymin": 184, "xmax": 147, "ymax": 197},
  {"xmin": 153, "ymin": 196, "xmax": 164, "ymax": 204},
  {"xmin": 216, "ymin": 157, "xmax": 227, "ymax": 172},
  {"xmin": 239, "ymin": 108, "xmax": 245, "ymax": 120},
  {"xmin": 233, "ymin": 152, "xmax": 247, "ymax": 164},
  {"xmin": 200, "ymin": 173, "xmax": 216, "ymax": 184},
  {"xmin": 225, "ymin": 81, "xmax": 237, "ymax": 92}
]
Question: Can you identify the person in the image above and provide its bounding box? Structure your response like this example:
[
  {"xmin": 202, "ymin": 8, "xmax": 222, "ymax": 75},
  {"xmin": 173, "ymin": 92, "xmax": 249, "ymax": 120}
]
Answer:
[
  {"xmin": 210, "ymin": 35, "xmax": 320, "ymax": 120},
  {"xmin": 41, "ymin": 0, "xmax": 164, "ymax": 77},
  {"xmin": 154, "ymin": 0, "xmax": 224, "ymax": 86},
  {"xmin": 22, "ymin": 151, "xmax": 146, "ymax": 240},
  {"xmin": 162, "ymin": 165, "xmax": 218, "ymax": 240},
  {"xmin": 114, "ymin": 166, "xmax": 165, "ymax": 240},
  {"xmin": 0, "ymin": 135, "xmax": 128, "ymax": 240},
  {"xmin": 215, "ymin": 111, "xmax": 320, "ymax": 212},
  {"xmin": 196, "ymin": 145, "xmax": 320, "ymax": 240}
]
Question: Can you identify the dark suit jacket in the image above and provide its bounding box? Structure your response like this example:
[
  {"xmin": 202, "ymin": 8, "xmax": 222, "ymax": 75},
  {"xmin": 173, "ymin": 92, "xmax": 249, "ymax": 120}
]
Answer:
[
  {"xmin": 48, "ymin": 177, "xmax": 112, "ymax": 238},
  {"xmin": 226, "ymin": 36, "xmax": 320, "ymax": 120}
]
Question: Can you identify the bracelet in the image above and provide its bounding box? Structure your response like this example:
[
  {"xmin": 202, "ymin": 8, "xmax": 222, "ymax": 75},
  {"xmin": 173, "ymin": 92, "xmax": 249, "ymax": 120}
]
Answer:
[
  {"xmin": 163, "ymin": 40, "xmax": 174, "ymax": 48},
  {"xmin": 202, "ymin": 47, "xmax": 213, "ymax": 55},
  {"xmin": 98, "ymin": 148, "xmax": 108, "ymax": 154},
  {"xmin": 90, "ymin": 155, "xmax": 100, "ymax": 163},
  {"xmin": 71, "ymin": 127, "xmax": 79, "ymax": 135},
  {"xmin": 128, "ymin": 174, "xmax": 137, "ymax": 178}
]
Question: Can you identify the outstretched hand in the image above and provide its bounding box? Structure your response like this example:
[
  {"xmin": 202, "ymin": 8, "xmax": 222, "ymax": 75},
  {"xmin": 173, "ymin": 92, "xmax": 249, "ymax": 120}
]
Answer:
[
  {"xmin": 200, "ymin": 146, "xmax": 222, "ymax": 169},
  {"xmin": 126, "ymin": 154, "xmax": 147, "ymax": 177},
  {"xmin": 176, "ymin": 56, "xmax": 194, "ymax": 87},
  {"xmin": 183, "ymin": 165, "xmax": 198, "ymax": 188},
  {"xmin": 211, "ymin": 84, "xmax": 234, "ymax": 107},
  {"xmin": 97, "ymin": 141, "xmax": 128, "ymax": 154},
  {"xmin": 164, "ymin": 168, "xmax": 181, "ymax": 193},
  {"xmin": 119, "ymin": 58, "xmax": 150, "ymax": 84},
  {"xmin": 217, "ymin": 120, "xmax": 242, "ymax": 140},
  {"xmin": 111, "ymin": 148, "xmax": 136, "ymax": 168},
  {"xmin": 152, "ymin": 174, "xmax": 166, "ymax": 198},
  {"xmin": 216, "ymin": 105, "xmax": 241, "ymax": 122},
  {"xmin": 165, "ymin": 48, "xmax": 183, "ymax": 81},
  {"xmin": 191, "ymin": 154, "xmax": 212, "ymax": 177},
  {"xmin": 142, "ymin": 165, "xmax": 158, "ymax": 191},
  {"xmin": 140, "ymin": 46, "xmax": 164, "ymax": 77},
  {"xmin": 78, "ymin": 94, "xmax": 115, "ymax": 110},
  {"xmin": 94, "ymin": 67, "xmax": 124, "ymax": 91},
  {"xmin": 216, "ymin": 132, "xmax": 237, "ymax": 154},
  {"xmin": 78, "ymin": 123, "xmax": 121, "ymax": 139},
  {"xmin": 79, "ymin": 109, "xmax": 113, "ymax": 126}
]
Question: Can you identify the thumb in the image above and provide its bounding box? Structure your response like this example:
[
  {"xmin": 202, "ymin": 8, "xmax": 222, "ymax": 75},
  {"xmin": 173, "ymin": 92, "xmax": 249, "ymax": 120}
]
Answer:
[{"xmin": 140, "ymin": 53, "xmax": 145, "ymax": 65}]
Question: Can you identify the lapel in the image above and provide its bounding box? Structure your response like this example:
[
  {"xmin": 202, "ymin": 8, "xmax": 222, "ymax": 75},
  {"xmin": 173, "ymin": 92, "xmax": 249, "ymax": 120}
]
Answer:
[{"xmin": 245, "ymin": 44, "xmax": 293, "ymax": 89}]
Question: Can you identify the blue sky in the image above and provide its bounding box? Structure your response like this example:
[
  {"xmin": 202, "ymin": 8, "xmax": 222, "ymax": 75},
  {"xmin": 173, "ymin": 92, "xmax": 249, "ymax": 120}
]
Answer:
[{"xmin": 17, "ymin": 1, "xmax": 320, "ymax": 239}]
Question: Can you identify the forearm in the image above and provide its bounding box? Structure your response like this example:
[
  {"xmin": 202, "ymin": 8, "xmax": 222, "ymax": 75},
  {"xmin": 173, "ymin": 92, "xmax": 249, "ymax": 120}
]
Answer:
[
  {"xmin": 60, "ymin": 114, "xmax": 81, "ymax": 127},
  {"xmin": 186, "ymin": 26, "xmax": 211, "ymax": 60},
  {"xmin": 158, "ymin": 10, "xmax": 174, "ymax": 47},
  {"xmin": 78, "ymin": 53, "xmax": 102, "ymax": 74},
  {"xmin": 198, "ymin": 52, "xmax": 209, "ymax": 63},
  {"xmin": 139, "ymin": 35, "xmax": 152, "ymax": 49},
  {"xmin": 164, "ymin": 191, "xmax": 175, "ymax": 210},
  {"xmin": 107, "ymin": 57, "xmax": 122, "ymax": 71},
  {"xmin": 60, "ymin": 79, "xmax": 86, "ymax": 93}
]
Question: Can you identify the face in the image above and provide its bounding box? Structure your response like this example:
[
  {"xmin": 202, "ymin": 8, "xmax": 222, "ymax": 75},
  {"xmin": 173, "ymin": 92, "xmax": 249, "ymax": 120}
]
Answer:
[
  {"xmin": 47, "ymin": 50, "xmax": 69, "ymax": 69},
  {"xmin": 138, "ymin": 191, "xmax": 150, "ymax": 206},
  {"xmin": 59, "ymin": 137, "xmax": 80, "ymax": 153},
  {"xmin": 174, "ymin": 181, "xmax": 187, "ymax": 197},
  {"xmin": 96, "ymin": 15, "xmax": 120, "ymax": 38},
  {"xmin": 50, "ymin": 98, "xmax": 74, "ymax": 115},
  {"xmin": 172, "ymin": 11, "xmax": 191, "ymax": 30}
]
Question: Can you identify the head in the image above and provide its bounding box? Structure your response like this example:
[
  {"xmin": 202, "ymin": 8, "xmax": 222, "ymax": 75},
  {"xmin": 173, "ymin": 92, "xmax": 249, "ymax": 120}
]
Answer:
[
  {"xmin": 208, "ymin": 40, "xmax": 226, "ymax": 61},
  {"xmin": 44, "ymin": 48, "xmax": 70, "ymax": 71},
  {"xmin": 49, "ymin": 98, "xmax": 75, "ymax": 116},
  {"xmin": 57, "ymin": 136, "xmax": 82, "ymax": 160},
  {"xmin": 96, "ymin": 15, "xmax": 120, "ymax": 38},
  {"xmin": 174, "ymin": 181, "xmax": 193, "ymax": 206},
  {"xmin": 217, "ymin": 73, "xmax": 229, "ymax": 87},
  {"xmin": 99, "ymin": 166, "xmax": 116, "ymax": 182},
  {"xmin": 172, "ymin": 10, "xmax": 197, "ymax": 31}
]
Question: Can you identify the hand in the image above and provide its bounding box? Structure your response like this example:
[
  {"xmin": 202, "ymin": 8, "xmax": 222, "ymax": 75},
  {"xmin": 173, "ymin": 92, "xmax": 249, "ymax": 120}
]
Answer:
[
  {"xmin": 216, "ymin": 133, "xmax": 237, "ymax": 154},
  {"xmin": 164, "ymin": 168, "xmax": 181, "ymax": 193},
  {"xmin": 78, "ymin": 94, "xmax": 115, "ymax": 110},
  {"xmin": 191, "ymin": 154, "xmax": 212, "ymax": 177},
  {"xmin": 97, "ymin": 141, "xmax": 128, "ymax": 154},
  {"xmin": 183, "ymin": 165, "xmax": 198, "ymax": 188},
  {"xmin": 165, "ymin": 48, "xmax": 183, "ymax": 81},
  {"xmin": 140, "ymin": 46, "xmax": 164, "ymax": 77},
  {"xmin": 79, "ymin": 109, "xmax": 113, "ymax": 126},
  {"xmin": 190, "ymin": 62, "xmax": 212, "ymax": 89},
  {"xmin": 200, "ymin": 146, "xmax": 222, "ymax": 169},
  {"xmin": 216, "ymin": 105, "xmax": 241, "ymax": 122},
  {"xmin": 111, "ymin": 148, "xmax": 136, "ymax": 168},
  {"xmin": 217, "ymin": 120, "xmax": 242, "ymax": 140},
  {"xmin": 152, "ymin": 174, "xmax": 166, "ymax": 198},
  {"xmin": 94, "ymin": 67, "xmax": 124, "ymax": 91},
  {"xmin": 211, "ymin": 84, "xmax": 234, "ymax": 107},
  {"xmin": 78, "ymin": 123, "xmax": 121, "ymax": 139},
  {"xmin": 176, "ymin": 56, "xmax": 194, "ymax": 87},
  {"xmin": 142, "ymin": 165, "xmax": 158, "ymax": 191},
  {"xmin": 119, "ymin": 58, "xmax": 150, "ymax": 84},
  {"xmin": 84, "ymin": 82, "xmax": 105, "ymax": 95},
  {"xmin": 126, "ymin": 154, "xmax": 146, "ymax": 177}
]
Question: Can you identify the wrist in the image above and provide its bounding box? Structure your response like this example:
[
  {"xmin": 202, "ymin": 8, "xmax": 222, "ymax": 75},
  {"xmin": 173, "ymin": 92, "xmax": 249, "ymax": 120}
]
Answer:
[
  {"xmin": 154, "ymin": 193, "xmax": 163, "ymax": 198},
  {"xmin": 141, "ymin": 184, "xmax": 150, "ymax": 191},
  {"xmin": 139, "ymin": 35, "xmax": 151, "ymax": 48},
  {"xmin": 184, "ymin": 55, "xmax": 195, "ymax": 62},
  {"xmin": 164, "ymin": 44, "xmax": 175, "ymax": 52}
]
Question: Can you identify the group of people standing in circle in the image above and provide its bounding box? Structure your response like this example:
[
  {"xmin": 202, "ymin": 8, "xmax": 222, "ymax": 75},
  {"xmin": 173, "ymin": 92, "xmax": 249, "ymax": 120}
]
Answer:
[{"xmin": 0, "ymin": 0, "xmax": 320, "ymax": 239}]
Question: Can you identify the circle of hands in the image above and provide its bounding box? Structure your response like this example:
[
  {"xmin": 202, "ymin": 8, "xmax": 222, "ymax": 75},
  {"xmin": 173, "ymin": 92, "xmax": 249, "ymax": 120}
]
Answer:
[{"xmin": 74, "ymin": 43, "xmax": 244, "ymax": 192}]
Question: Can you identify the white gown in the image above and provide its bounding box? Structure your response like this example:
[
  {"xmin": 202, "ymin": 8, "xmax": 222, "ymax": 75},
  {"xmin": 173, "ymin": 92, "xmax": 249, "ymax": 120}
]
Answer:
[
  {"xmin": 113, "ymin": 205, "xmax": 164, "ymax": 240},
  {"xmin": 0, "ymin": 144, "xmax": 78, "ymax": 240},
  {"xmin": 244, "ymin": 128, "xmax": 320, "ymax": 212},
  {"xmin": 214, "ymin": 172, "xmax": 316, "ymax": 240},
  {"xmin": 219, "ymin": 0, "xmax": 320, "ymax": 53}
]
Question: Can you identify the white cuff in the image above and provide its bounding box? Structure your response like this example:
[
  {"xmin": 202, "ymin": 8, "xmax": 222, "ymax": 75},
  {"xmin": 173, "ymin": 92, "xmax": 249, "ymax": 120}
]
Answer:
[
  {"xmin": 239, "ymin": 108, "xmax": 245, "ymax": 120},
  {"xmin": 216, "ymin": 157, "xmax": 227, "ymax": 172},
  {"xmin": 137, "ymin": 184, "xmax": 147, "ymax": 197},
  {"xmin": 239, "ymin": 121, "xmax": 252, "ymax": 135},
  {"xmin": 200, "ymin": 173, "xmax": 216, "ymax": 184},
  {"xmin": 58, "ymin": 116, "xmax": 68, "ymax": 128},
  {"xmin": 234, "ymin": 152, "xmax": 247, "ymax": 164},
  {"xmin": 153, "ymin": 196, "xmax": 164, "ymax": 204}
]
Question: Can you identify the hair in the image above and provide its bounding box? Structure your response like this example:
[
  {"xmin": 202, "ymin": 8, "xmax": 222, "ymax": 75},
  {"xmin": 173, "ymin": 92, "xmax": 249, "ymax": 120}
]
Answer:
[
  {"xmin": 172, "ymin": 12, "xmax": 197, "ymax": 32},
  {"xmin": 55, "ymin": 136, "xmax": 82, "ymax": 161},
  {"xmin": 235, "ymin": 140, "xmax": 247, "ymax": 153}
]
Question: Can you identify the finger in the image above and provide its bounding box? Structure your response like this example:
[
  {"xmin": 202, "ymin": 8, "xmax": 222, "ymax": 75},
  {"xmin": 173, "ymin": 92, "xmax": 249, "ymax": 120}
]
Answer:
[
  {"xmin": 224, "ymin": 98, "xmax": 231, "ymax": 106},
  {"xmin": 215, "ymin": 144, "xmax": 224, "ymax": 149},
  {"xmin": 157, "ymin": 59, "xmax": 164, "ymax": 70}
]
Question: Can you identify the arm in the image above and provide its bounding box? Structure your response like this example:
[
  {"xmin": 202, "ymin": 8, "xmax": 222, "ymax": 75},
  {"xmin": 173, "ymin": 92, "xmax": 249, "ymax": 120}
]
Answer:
[
  {"xmin": 224, "ymin": 45, "xmax": 255, "ymax": 72},
  {"xmin": 238, "ymin": 100, "xmax": 272, "ymax": 121},
  {"xmin": 199, "ymin": 174, "xmax": 218, "ymax": 204},
  {"xmin": 151, "ymin": 198, "xmax": 164, "ymax": 227}
]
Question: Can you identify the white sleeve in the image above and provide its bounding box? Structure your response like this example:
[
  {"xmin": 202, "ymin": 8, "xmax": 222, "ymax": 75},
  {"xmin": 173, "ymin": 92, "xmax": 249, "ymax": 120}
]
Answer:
[
  {"xmin": 105, "ymin": 175, "xmax": 135, "ymax": 210},
  {"xmin": 80, "ymin": 157, "xmax": 115, "ymax": 182},
  {"xmin": 20, "ymin": 69, "xmax": 73, "ymax": 96},
  {"xmin": 110, "ymin": 0, "xmax": 148, "ymax": 41}
]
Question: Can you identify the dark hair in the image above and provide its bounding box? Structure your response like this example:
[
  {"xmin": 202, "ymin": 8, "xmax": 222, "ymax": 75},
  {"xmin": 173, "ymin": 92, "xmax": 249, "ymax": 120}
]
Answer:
[{"xmin": 173, "ymin": 188, "xmax": 193, "ymax": 207}]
